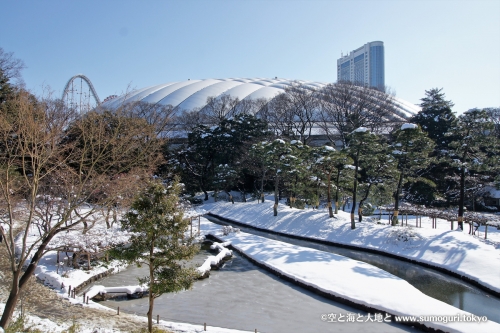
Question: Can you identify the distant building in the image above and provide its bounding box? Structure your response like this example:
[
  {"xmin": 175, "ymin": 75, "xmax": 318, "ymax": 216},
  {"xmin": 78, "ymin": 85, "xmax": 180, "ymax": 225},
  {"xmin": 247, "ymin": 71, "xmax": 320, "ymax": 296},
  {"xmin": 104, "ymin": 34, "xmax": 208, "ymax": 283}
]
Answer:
[
  {"xmin": 337, "ymin": 41, "xmax": 385, "ymax": 90},
  {"xmin": 102, "ymin": 77, "xmax": 419, "ymax": 146}
]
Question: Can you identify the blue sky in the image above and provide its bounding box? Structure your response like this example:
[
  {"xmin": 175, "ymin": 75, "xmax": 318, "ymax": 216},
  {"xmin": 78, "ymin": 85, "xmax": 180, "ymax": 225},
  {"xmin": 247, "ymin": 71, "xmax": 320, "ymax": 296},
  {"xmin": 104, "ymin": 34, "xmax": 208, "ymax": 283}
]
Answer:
[{"xmin": 1, "ymin": 0, "xmax": 499, "ymax": 113}]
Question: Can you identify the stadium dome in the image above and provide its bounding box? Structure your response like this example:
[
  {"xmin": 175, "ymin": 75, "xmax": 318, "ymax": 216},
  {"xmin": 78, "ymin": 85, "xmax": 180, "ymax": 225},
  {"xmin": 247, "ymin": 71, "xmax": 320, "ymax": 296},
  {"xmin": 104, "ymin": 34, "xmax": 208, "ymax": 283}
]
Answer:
[{"xmin": 102, "ymin": 78, "xmax": 420, "ymax": 119}]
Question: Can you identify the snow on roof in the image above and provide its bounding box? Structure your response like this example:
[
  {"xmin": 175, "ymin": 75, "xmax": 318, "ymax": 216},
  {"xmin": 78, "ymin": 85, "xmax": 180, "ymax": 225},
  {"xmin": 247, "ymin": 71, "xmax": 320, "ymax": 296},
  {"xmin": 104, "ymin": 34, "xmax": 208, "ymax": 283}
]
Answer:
[
  {"xmin": 354, "ymin": 127, "xmax": 369, "ymax": 133},
  {"xmin": 401, "ymin": 123, "xmax": 418, "ymax": 130}
]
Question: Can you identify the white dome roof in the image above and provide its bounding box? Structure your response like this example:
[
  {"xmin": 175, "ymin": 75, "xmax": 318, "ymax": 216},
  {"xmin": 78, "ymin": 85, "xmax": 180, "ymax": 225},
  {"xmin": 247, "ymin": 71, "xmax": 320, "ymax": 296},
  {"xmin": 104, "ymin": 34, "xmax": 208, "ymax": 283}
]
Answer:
[{"xmin": 102, "ymin": 78, "xmax": 420, "ymax": 119}]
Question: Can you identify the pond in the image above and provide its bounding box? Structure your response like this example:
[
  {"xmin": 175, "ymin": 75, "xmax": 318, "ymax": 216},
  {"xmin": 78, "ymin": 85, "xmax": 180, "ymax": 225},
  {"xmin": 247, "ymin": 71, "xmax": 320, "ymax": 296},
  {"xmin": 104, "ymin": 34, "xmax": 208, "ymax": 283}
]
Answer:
[
  {"xmin": 91, "ymin": 247, "xmax": 415, "ymax": 333},
  {"xmin": 204, "ymin": 215, "xmax": 500, "ymax": 324}
]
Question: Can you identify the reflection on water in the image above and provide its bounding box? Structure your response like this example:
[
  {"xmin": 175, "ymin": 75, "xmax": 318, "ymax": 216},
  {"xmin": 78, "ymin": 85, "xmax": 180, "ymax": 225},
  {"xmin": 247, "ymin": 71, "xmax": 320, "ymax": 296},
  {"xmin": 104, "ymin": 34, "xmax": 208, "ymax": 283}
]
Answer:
[{"xmin": 205, "ymin": 215, "xmax": 500, "ymax": 323}]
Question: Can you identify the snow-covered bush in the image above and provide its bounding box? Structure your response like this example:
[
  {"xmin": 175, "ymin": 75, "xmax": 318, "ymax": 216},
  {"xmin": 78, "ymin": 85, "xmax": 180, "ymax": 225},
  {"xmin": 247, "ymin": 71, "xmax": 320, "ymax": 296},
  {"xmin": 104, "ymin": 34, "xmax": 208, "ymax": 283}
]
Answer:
[
  {"xmin": 361, "ymin": 202, "xmax": 375, "ymax": 216},
  {"xmin": 387, "ymin": 226, "xmax": 423, "ymax": 249},
  {"xmin": 221, "ymin": 225, "xmax": 240, "ymax": 235}
]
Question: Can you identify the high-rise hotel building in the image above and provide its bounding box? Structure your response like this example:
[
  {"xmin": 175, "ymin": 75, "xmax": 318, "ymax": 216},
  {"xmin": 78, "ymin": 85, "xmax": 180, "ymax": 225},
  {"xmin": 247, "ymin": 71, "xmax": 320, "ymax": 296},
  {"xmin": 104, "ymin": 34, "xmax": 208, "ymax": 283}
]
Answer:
[{"xmin": 337, "ymin": 41, "xmax": 385, "ymax": 90}]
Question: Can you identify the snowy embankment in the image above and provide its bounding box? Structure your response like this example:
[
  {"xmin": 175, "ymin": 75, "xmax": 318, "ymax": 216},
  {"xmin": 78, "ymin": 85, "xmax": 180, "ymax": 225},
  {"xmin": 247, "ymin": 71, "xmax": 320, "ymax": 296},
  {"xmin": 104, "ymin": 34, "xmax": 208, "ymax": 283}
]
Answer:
[
  {"xmin": 197, "ymin": 241, "xmax": 233, "ymax": 276},
  {"xmin": 204, "ymin": 200, "xmax": 500, "ymax": 296},
  {"xmin": 85, "ymin": 285, "xmax": 148, "ymax": 300},
  {"xmin": 200, "ymin": 218, "xmax": 500, "ymax": 333}
]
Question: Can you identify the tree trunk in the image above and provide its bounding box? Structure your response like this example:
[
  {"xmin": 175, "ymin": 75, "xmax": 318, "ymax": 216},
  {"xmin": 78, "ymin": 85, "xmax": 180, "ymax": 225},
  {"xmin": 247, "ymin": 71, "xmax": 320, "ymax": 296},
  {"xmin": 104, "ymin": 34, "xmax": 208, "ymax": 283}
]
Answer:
[
  {"xmin": 82, "ymin": 221, "xmax": 89, "ymax": 234},
  {"xmin": 358, "ymin": 184, "xmax": 373, "ymax": 223},
  {"xmin": 112, "ymin": 208, "xmax": 118, "ymax": 227},
  {"xmin": 274, "ymin": 176, "xmax": 279, "ymax": 216},
  {"xmin": 147, "ymin": 282, "xmax": 154, "ymax": 332},
  {"xmin": 334, "ymin": 170, "xmax": 340, "ymax": 214},
  {"xmin": 147, "ymin": 241, "xmax": 155, "ymax": 332},
  {"xmin": 327, "ymin": 174, "xmax": 333, "ymax": 218},
  {"xmin": 1, "ymin": 230, "xmax": 56, "ymax": 328},
  {"xmin": 73, "ymin": 252, "xmax": 80, "ymax": 269},
  {"xmin": 358, "ymin": 197, "xmax": 367, "ymax": 222},
  {"xmin": 0, "ymin": 272, "xmax": 21, "ymax": 329},
  {"xmin": 260, "ymin": 171, "xmax": 265, "ymax": 203},
  {"xmin": 351, "ymin": 151, "xmax": 359, "ymax": 229},
  {"xmin": 458, "ymin": 166, "xmax": 465, "ymax": 230},
  {"xmin": 225, "ymin": 191, "xmax": 234, "ymax": 204},
  {"xmin": 105, "ymin": 207, "xmax": 111, "ymax": 229},
  {"xmin": 393, "ymin": 171, "xmax": 404, "ymax": 226}
]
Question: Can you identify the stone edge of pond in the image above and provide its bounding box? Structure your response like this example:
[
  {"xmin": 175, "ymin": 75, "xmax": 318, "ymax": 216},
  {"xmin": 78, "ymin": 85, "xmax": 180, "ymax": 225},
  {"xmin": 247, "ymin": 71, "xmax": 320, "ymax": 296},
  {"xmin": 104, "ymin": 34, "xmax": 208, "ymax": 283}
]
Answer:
[
  {"xmin": 74, "ymin": 268, "xmax": 116, "ymax": 294},
  {"xmin": 206, "ymin": 212, "xmax": 500, "ymax": 299}
]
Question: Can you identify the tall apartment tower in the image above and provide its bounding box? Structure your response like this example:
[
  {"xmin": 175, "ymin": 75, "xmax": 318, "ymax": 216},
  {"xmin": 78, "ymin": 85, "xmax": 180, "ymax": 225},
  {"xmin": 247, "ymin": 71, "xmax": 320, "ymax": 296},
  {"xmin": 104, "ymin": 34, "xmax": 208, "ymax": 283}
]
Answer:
[{"xmin": 337, "ymin": 41, "xmax": 385, "ymax": 90}]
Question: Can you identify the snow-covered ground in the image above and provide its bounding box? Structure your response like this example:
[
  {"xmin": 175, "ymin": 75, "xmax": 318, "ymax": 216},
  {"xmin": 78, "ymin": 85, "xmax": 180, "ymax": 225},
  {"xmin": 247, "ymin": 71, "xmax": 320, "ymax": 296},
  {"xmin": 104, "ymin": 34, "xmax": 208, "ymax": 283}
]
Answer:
[
  {"xmin": 0, "ymin": 211, "xmax": 253, "ymax": 333},
  {"xmin": 2, "ymin": 194, "xmax": 499, "ymax": 332},
  {"xmin": 0, "ymin": 300, "xmax": 253, "ymax": 333}
]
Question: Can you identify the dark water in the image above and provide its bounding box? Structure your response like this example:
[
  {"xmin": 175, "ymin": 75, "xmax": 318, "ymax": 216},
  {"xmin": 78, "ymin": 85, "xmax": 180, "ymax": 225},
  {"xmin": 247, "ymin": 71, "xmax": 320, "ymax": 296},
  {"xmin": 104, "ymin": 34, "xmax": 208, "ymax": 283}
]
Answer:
[
  {"xmin": 92, "ymin": 248, "xmax": 416, "ymax": 333},
  {"xmin": 205, "ymin": 215, "xmax": 500, "ymax": 324}
]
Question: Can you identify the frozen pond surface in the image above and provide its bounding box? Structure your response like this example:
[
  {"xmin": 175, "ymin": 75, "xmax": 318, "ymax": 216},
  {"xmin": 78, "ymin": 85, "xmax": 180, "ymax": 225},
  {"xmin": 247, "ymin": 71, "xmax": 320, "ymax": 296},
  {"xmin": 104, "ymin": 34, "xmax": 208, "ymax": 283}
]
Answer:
[
  {"xmin": 205, "ymin": 215, "xmax": 500, "ymax": 323},
  {"xmin": 94, "ymin": 248, "xmax": 415, "ymax": 333},
  {"xmin": 88, "ymin": 216, "xmax": 500, "ymax": 332}
]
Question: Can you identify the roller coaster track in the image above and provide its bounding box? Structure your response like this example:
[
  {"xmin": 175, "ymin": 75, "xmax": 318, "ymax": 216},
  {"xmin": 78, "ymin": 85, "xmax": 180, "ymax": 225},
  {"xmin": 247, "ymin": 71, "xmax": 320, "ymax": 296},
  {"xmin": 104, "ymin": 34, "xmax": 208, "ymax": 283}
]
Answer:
[{"xmin": 62, "ymin": 74, "xmax": 101, "ymax": 111}]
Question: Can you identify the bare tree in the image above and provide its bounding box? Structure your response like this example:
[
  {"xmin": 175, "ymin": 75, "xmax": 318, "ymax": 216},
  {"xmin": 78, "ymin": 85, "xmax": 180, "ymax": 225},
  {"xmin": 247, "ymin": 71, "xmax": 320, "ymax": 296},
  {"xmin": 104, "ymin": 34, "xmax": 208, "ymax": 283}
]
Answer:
[
  {"xmin": 126, "ymin": 101, "xmax": 176, "ymax": 138},
  {"xmin": 235, "ymin": 97, "xmax": 269, "ymax": 116},
  {"xmin": 0, "ymin": 90, "xmax": 163, "ymax": 329},
  {"xmin": 177, "ymin": 97, "xmax": 269, "ymax": 134},
  {"xmin": 1, "ymin": 48, "xmax": 25, "ymax": 106},
  {"xmin": 266, "ymin": 82, "xmax": 319, "ymax": 144},
  {"xmin": 317, "ymin": 81, "xmax": 399, "ymax": 146},
  {"xmin": 201, "ymin": 94, "xmax": 240, "ymax": 125},
  {"xmin": 0, "ymin": 47, "xmax": 25, "ymax": 83},
  {"xmin": 176, "ymin": 107, "xmax": 206, "ymax": 132}
]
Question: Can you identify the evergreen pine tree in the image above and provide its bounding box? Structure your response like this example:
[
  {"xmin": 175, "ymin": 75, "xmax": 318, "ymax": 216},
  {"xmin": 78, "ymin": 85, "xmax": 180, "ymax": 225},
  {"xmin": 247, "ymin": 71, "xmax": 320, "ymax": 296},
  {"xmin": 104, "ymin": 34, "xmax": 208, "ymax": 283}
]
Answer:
[
  {"xmin": 390, "ymin": 124, "xmax": 434, "ymax": 225},
  {"xmin": 177, "ymin": 125, "xmax": 218, "ymax": 200},
  {"xmin": 411, "ymin": 88, "xmax": 456, "ymax": 150},
  {"xmin": 249, "ymin": 141, "xmax": 271, "ymax": 203},
  {"xmin": 345, "ymin": 128, "xmax": 382, "ymax": 229},
  {"xmin": 330, "ymin": 152, "xmax": 354, "ymax": 214},
  {"xmin": 212, "ymin": 114, "xmax": 270, "ymax": 201},
  {"xmin": 356, "ymin": 137, "xmax": 398, "ymax": 222},
  {"xmin": 312, "ymin": 146, "xmax": 354, "ymax": 217},
  {"xmin": 111, "ymin": 179, "xmax": 198, "ymax": 333},
  {"xmin": 177, "ymin": 114, "xmax": 269, "ymax": 201},
  {"xmin": 281, "ymin": 140, "xmax": 311, "ymax": 209},
  {"xmin": 255, "ymin": 139, "xmax": 295, "ymax": 216},
  {"xmin": 446, "ymin": 109, "xmax": 497, "ymax": 231},
  {"xmin": 410, "ymin": 88, "xmax": 457, "ymax": 205}
]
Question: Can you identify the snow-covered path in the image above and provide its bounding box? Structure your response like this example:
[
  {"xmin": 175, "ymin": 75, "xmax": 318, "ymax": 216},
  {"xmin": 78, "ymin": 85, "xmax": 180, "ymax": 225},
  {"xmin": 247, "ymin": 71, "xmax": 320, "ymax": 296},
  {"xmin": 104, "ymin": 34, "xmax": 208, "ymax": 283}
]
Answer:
[{"xmin": 202, "ymin": 218, "xmax": 500, "ymax": 333}]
